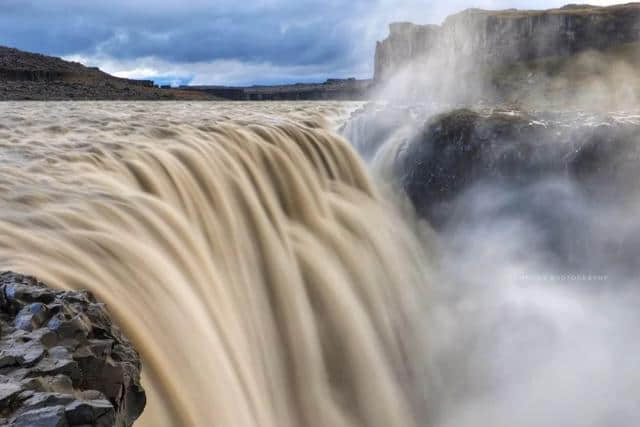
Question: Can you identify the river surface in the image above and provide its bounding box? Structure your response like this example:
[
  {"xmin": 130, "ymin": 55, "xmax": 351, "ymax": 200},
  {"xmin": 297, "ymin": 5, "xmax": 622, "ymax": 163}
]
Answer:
[{"xmin": 0, "ymin": 101, "xmax": 638, "ymax": 427}]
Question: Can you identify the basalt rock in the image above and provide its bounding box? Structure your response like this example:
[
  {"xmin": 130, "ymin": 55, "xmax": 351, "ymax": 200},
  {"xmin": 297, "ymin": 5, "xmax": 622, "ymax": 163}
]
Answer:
[
  {"xmin": 373, "ymin": 3, "xmax": 640, "ymax": 107},
  {"xmin": 375, "ymin": 3, "xmax": 640, "ymax": 82},
  {"xmin": 0, "ymin": 272, "xmax": 145, "ymax": 426},
  {"xmin": 394, "ymin": 108, "xmax": 640, "ymax": 225}
]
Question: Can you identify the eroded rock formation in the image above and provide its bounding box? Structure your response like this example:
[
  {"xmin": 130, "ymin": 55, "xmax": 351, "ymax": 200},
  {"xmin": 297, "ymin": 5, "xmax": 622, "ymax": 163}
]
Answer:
[
  {"xmin": 375, "ymin": 3, "xmax": 640, "ymax": 82},
  {"xmin": 0, "ymin": 272, "xmax": 145, "ymax": 426},
  {"xmin": 393, "ymin": 108, "xmax": 640, "ymax": 224},
  {"xmin": 373, "ymin": 4, "xmax": 640, "ymax": 107}
]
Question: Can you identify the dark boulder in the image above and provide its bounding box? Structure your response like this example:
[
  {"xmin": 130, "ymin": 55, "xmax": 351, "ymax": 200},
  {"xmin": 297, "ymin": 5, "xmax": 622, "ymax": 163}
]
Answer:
[
  {"xmin": 0, "ymin": 272, "xmax": 145, "ymax": 426},
  {"xmin": 397, "ymin": 108, "xmax": 640, "ymax": 225}
]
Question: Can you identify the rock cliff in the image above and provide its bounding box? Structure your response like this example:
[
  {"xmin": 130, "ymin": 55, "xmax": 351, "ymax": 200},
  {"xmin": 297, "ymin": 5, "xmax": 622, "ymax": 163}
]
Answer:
[
  {"xmin": 375, "ymin": 3, "xmax": 640, "ymax": 81},
  {"xmin": 374, "ymin": 3, "xmax": 640, "ymax": 105},
  {"xmin": 344, "ymin": 104, "xmax": 640, "ymax": 275},
  {"xmin": 394, "ymin": 108, "xmax": 640, "ymax": 225}
]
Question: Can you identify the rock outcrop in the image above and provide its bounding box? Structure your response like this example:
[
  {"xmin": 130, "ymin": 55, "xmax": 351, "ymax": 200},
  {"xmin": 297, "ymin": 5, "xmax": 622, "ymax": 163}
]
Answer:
[
  {"xmin": 392, "ymin": 108, "xmax": 640, "ymax": 225},
  {"xmin": 0, "ymin": 272, "xmax": 145, "ymax": 426},
  {"xmin": 341, "ymin": 104, "xmax": 640, "ymax": 276},
  {"xmin": 373, "ymin": 3, "xmax": 640, "ymax": 106},
  {"xmin": 375, "ymin": 3, "xmax": 640, "ymax": 82}
]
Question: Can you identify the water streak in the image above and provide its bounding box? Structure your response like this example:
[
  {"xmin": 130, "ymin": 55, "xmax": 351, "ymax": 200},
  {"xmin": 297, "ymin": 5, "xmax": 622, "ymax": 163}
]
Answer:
[{"xmin": 0, "ymin": 102, "xmax": 430, "ymax": 427}]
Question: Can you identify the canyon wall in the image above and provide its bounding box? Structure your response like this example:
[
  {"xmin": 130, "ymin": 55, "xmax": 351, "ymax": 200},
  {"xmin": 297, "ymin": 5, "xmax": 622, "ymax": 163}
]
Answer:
[{"xmin": 374, "ymin": 3, "xmax": 640, "ymax": 88}]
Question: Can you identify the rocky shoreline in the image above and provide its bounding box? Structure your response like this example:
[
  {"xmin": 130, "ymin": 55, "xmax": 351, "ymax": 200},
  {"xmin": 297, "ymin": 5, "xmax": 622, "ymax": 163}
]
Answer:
[{"xmin": 0, "ymin": 272, "xmax": 145, "ymax": 426}]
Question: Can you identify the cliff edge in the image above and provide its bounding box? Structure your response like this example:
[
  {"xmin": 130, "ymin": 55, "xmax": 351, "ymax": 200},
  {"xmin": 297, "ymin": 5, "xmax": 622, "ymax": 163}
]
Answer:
[{"xmin": 374, "ymin": 3, "xmax": 640, "ymax": 107}]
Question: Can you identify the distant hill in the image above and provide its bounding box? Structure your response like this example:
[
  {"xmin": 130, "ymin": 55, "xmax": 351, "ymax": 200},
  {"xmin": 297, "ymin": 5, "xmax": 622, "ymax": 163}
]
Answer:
[
  {"xmin": 0, "ymin": 46, "xmax": 216, "ymax": 100},
  {"xmin": 182, "ymin": 78, "xmax": 373, "ymax": 100}
]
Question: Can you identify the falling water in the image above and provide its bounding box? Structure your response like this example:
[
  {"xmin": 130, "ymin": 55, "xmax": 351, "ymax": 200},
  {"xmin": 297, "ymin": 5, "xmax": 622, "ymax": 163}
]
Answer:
[{"xmin": 0, "ymin": 102, "xmax": 431, "ymax": 427}]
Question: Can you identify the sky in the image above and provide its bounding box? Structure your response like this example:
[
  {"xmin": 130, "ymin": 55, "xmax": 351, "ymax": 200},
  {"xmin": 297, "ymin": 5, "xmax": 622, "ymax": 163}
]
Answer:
[{"xmin": 0, "ymin": 0, "xmax": 621, "ymax": 86}]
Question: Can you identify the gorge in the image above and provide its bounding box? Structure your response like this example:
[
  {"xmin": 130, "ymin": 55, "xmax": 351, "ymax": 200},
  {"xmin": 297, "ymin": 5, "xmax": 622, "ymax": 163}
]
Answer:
[{"xmin": 0, "ymin": 2, "xmax": 639, "ymax": 427}]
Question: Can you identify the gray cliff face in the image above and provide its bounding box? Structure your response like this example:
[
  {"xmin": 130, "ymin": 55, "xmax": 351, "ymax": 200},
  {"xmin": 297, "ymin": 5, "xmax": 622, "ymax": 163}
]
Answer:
[
  {"xmin": 395, "ymin": 108, "xmax": 640, "ymax": 225},
  {"xmin": 344, "ymin": 105, "xmax": 640, "ymax": 278},
  {"xmin": 374, "ymin": 3, "xmax": 640, "ymax": 83}
]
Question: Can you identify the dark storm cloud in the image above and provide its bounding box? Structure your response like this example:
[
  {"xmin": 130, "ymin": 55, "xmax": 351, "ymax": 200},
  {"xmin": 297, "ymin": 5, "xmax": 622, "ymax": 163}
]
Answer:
[
  {"xmin": 0, "ymin": 0, "xmax": 368, "ymax": 70},
  {"xmin": 0, "ymin": 0, "xmax": 616, "ymax": 84}
]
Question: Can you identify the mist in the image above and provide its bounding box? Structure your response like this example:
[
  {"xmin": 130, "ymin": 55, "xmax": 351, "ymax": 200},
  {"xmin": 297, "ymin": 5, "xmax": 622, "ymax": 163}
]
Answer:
[
  {"xmin": 369, "ymin": 4, "xmax": 640, "ymax": 110},
  {"xmin": 1, "ymin": 1, "xmax": 639, "ymax": 426},
  {"xmin": 425, "ymin": 175, "xmax": 640, "ymax": 427},
  {"xmin": 343, "ymin": 6, "xmax": 640, "ymax": 422},
  {"xmin": 344, "ymin": 107, "xmax": 640, "ymax": 427}
]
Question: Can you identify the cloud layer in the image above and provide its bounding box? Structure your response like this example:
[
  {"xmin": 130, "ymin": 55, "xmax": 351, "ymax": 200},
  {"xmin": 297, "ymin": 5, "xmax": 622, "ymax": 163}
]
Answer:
[{"xmin": 0, "ymin": 0, "xmax": 623, "ymax": 85}]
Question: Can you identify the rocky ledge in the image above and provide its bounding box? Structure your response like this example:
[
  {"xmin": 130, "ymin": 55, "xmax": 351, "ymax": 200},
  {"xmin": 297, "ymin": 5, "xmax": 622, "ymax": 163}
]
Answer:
[
  {"xmin": 345, "ymin": 104, "xmax": 640, "ymax": 277},
  {"xmin": 345, "ymin": 105, "xmax": 640, "ymax": 223},
  {"xmin": 397, "ymin": 108, "xmax": 640, "ymax": 224},
  {"xmin": 0, "ymin": 272, "xmax": 145, "ymax": 426}
]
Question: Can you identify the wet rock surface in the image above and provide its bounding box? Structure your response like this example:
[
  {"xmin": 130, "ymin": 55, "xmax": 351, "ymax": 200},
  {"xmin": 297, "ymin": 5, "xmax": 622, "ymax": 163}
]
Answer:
[
  {"xmin": 394, "ymin": 108, "xmax": 640, "ymax": 225},
  {"xmin": 0, "ymin": 272, "xmax": 145, "ymax": 426}
]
